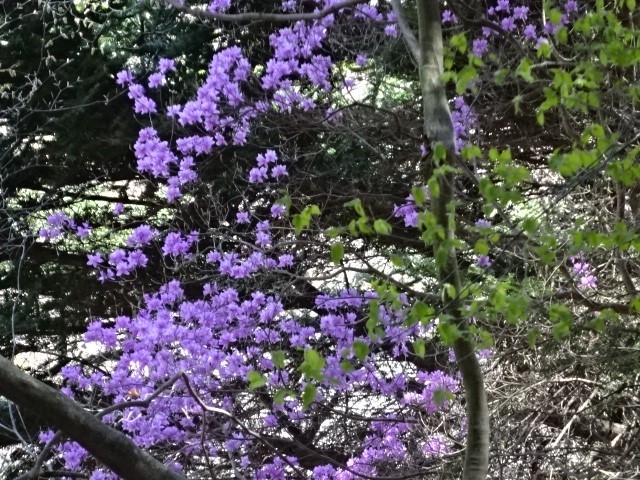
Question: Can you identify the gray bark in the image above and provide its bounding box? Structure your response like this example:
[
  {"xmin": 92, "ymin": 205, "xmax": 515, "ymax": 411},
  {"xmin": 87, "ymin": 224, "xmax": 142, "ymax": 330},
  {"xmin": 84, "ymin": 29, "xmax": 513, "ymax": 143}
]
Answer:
[{"xmin": 414, "ymin": 0, "xmax": 491, "ymax": 478}]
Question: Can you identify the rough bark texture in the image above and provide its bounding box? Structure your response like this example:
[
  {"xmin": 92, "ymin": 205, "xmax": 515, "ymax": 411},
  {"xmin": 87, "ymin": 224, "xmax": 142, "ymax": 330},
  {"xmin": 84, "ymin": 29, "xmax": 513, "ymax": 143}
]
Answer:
[
  {"xmin": 415, "ymin": 0, "xmax": 490, "ymax": 478},
  {"xmin": 0, "ymin": 355, "xmax": 186, "ymax": 480}
]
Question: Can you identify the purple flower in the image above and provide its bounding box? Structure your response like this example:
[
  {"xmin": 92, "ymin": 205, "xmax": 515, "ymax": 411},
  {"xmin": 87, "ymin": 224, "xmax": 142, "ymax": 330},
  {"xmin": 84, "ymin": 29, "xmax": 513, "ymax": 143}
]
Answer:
[
  {"xmin": 500, "ymin": 16, "xmax": 516, "ymax": 31},
  {"xmin": 472, "ymin": 38, "xmax": 489, "ymax": 58},
  {"xmin": 127, "ymin": 225, "xmax": 156, "ymax": 246},
  {"xmin": 564, "ymin": 0, "xmax": 578, "ymax": 14},
  {"xmin": 127, "ymin": 250, "xmax": 148, "ymax": 269},
  {"xmin": 475, "ymin": 219, "xmax": 492, "ymax": 228},
  {"xmin": 148, "ymin": 73, "xmax": 165, "ymax": 89},
  {"xmin": 47, "ymin": 211, "xmax": 74, "ymax": 228},
  {"xmin": 158, "ymin": 58, "xmax": 176, "ymax": 74},
  {"xmin": 270, "ymin": 204, "xmax": 286, "ymax": 218},
  {"xmin": 579, "ymin": 275, "xmax": 597, "ymax": 289},
  {"xmin": 422, "ymin": 436, "xmax": 452, "ymax": 457},
  {"xmin": 249, "ymin": 166, "xmax": 268, "ymax": 183},
  {"xmin": 113, "ymin": 203, "xmax": 125, "ymax": 216},
  {"xmin": 236, "ymin": 211, "xmax": 250, "ymax": 224},
  {"xmin": 355, "ymin": 54, "xmax": 367, "ymax": 67},
  {"xmin": 523, "ymin": 24, "xmax": 537, "ymax": 40},
  {"xmin": 544, "ymin": 21, "xmax": 560, "ymax": 35},
  {"xmin": 76, "ymin": 223, "xmax": 92, "ymax": 239},
  {"xmin": 134, "ymin": 96, "xmax": 157, "ymax": 115},
  {"xmin": 108, "ymin": 249, "xmax": 126, "ymax": 266},
  {"xmin": 278, "ymin": 254, "xmax": 294, "ymax": 267},
  {"xmin": 271, "ymin": 164, "xmax": 288, "ymax": 179},
  {"xmin": 476, "ymin": 255, "xmax": 492, "ymax": 268},
  {"xmin": 257, "ymin": 150, "xmax": 278, "ymax": 166},
  {"xmin": 86, "ymin": 253, "xmax": 103, "ymax": 268},
  {"xmin": 513, "ymin": 6, "xmax": 529, "ymax": 20},
  {"xmin": 495, "ymin": 0, "xmax": 510, "ymax": 12},
  {"xmin": 166, "ymin": 105, "xmax": 181, "ymax": 118},
  {"xmin": 442, "ymin": 10, "xmax": 458, "ymax": 24},
  {"xmin": 384, "ymin": 24, "xmax": 398, "ymax": 37},
  {"xmin": 127, "ymin": 83, "xmax": 144, "ymax": 100},
  {"xmin": 162, "ymin": 232, "xmax": 195, "ymax": 256},
  {"xmin": 115, "ymin": 70, "xmax": 134, "ymax": 86}
]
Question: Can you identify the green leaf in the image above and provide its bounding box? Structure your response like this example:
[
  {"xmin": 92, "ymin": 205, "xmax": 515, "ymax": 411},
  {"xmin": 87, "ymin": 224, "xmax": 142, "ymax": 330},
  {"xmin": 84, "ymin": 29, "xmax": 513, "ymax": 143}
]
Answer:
[
  {"xmin": 344, "ymin": 198, "xmax": 365, "ymax": 217},
  {"xmin": 461, "ymin": 145, "xmax": 482, "ymax": 160},
  {"xmin": 271, "ymin": 351, "xmax": 286, "ymax": 369},
  {"xmin": 456, "ymin": 65, "xmax": 478, "ymax": 93},
  {"xmin": 587, "ymin": 316, "xmax": 605, "ymax": 333},
  {"xmin": 390, "ymin": 254, "xmax": 405, "ymax": 267},
  {"xmin": 292, "ymin": 204, "xmax": 321, "ymax": 234},
  {"xmin": 274, "ymin": 195, "xmax": 292, "ymax": 212},
  {"xmin": 522, "ymin": 218, "xmax": 538, "ymax": 234},
  {"xmin": 247, "ymin": 371, "xmax": 268, "ymax": 389},
  {"xmin": 299, "ymin": 349, "xmax": 326, "ymax": 380},
  {"xmin": 356, "ymin": 216, "xmax": 371, "ymax": 234},
  {"xmin": 353, "ymin": 340, "xmax": 370, "ymax": 361},
  {"xmin": 444, "ymin": 283, "xmax": 457, "ymax": 299},
  {"xmin": 433, "ymin": 388, "xmax": 455, "ymax": 406},
  {"xmin": 330, "ymin": 242, "xmax": 344, "ymax": 265},
  {"xmin": 412, "ymin": 338, "xmax": 426, "ymax": 357},
  {"xmin": 537, "ymin": 42, "xmax": 551, "ymax": 59},
  {"xmin": 428, "ymin": 177, "xmax": 440, "ymax": 199},
  {"xmin": 438, "ymin": 322, "xmax": 462, "ymax": 346},
  {"xmin": 552, "ymin": 320, "xmax": 571, "ymax": 340},
  {"xmin": 548, "ymin": 8, "xmax": 563, "ymax": 25},
  {"xmin": 325, "ymin": 227, "xmax": 342, "ymax": 239},
  {"xmin": 367, "ymin": 300, "xmax": 381, "ymax": 340},
  {"xmin": 373, "ymin": 219, "xmax": 392, "ymax": 235},
  {"xmin": 474, "ymin": 239, "xmax": 490, "ymax": 255},
  {"xmin": 340, "ymin": 360, "xmax": 356, "ymax": 372},
  {"xmin": 302, "ymin": 383, "xmax": 317, "ymax": 408},
  {"xmin": 494, "ymin": 68, "xmax": 510, "ymax": 85},
  {"xmin": 433, "ymin": 143, "xmax": 448, "ymax": 162},
  {"xmin": 308, "ymin": 205, "xmax": 321, "ymax": 216},
  {"xmin": 449, "ymin": 33, "xmax": 467, "ymax": 53},
  {"xmin": 549, "ymin": 304, "xmax": 572, "ymax": 324},
  {"xmin": 516, "ymin": 58, "xmax": 535, "ymax": 83},
  {"xmin": 348, "ymin": 219, "xmax": 359, "ymax": 237},
  {"xmin": 411, "ymin": 186, "xmax": 426, "ymax": 206}
]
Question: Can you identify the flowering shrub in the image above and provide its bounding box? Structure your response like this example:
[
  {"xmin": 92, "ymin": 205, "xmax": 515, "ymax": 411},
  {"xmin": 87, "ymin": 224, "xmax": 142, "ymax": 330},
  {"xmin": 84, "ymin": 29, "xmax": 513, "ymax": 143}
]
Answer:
[{"xmin": 27, "ymin": 0, "xmax": 635, "ymax": 477}]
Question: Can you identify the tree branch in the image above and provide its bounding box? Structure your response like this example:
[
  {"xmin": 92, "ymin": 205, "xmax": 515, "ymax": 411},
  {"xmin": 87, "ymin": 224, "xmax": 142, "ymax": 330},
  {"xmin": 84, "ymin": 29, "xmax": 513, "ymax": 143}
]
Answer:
[
  {"xmin": 390, "ymin": 0, "xmax": 420, "ymax": 64},
  {"xmin": 163, "ymin": 0, "xmax": 367, "ymax": 23},
  {"xmin": 0, "ymin": 355, "xmax": 186, "ymax": 480}
]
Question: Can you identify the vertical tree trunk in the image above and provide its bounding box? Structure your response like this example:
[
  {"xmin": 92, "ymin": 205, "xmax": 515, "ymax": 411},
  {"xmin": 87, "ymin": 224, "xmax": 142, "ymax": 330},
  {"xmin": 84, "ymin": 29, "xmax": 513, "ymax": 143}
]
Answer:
[{"xmin": 415, "ymin": 1, "xmax": 490, "ymax": 478}]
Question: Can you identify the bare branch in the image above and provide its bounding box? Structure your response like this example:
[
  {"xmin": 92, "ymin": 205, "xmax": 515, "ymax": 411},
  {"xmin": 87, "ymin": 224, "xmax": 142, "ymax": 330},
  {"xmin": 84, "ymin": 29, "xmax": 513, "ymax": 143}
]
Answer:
[
  {"xmin": 163, "ymin": 0, "xmax": 367, "ymax": 23},
  {"xmin": 390, "ymin": 0, "xmax": 420, "ymax": 64}
]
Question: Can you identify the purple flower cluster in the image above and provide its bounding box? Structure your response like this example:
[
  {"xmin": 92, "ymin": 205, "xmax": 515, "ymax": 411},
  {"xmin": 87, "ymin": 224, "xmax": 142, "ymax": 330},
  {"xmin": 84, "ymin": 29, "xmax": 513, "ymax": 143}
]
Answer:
[
  {"xmin": 249, "ymin": 150, "xmax": 288, "ymax": 184},
  {"xmin": 570, "ymin": 254, "xmax": 597, "ymax": 289},
  {"xmin": 472, "ymin": 0, "xmax": 581, "ymax": 56},
  {"xmin": 451, "ymin": 96, "xmax": 476, "ymax": 152},
  {"xmin": 39, "ymin": 211, "xmax": 92, "ymax": 240},
  {"xmin": 393, "ymin": 186, "xmax": 429, "ymax": 227},
  {"xmin": 50, "ymin": 280, "xmax": 462, "ymax": 477}
]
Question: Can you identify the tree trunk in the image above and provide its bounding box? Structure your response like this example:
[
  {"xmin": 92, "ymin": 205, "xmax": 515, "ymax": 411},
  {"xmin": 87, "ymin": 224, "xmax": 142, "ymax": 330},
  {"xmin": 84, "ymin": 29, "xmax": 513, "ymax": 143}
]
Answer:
[{"xmin": 415, "ymin": 0, "xmax": 490, "ymax": 478}]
